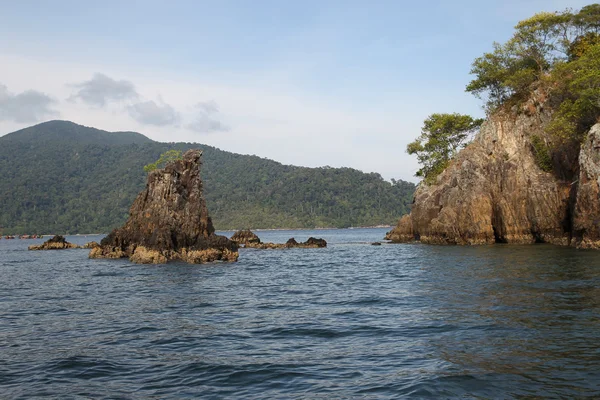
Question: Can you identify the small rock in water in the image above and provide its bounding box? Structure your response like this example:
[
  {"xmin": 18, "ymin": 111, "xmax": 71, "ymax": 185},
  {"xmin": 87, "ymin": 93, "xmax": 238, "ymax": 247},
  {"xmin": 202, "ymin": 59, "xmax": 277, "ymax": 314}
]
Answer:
[
  {"xmin": 231, "ymin": 230, "xmax": 261, "ymax": 246},
  {"xmin": 29, "ymin": 235, "xmax": 80, "ymax": 250},
  {"xmin": 371, "ymin": 242, "xmax": 382, "ymax": 246}
]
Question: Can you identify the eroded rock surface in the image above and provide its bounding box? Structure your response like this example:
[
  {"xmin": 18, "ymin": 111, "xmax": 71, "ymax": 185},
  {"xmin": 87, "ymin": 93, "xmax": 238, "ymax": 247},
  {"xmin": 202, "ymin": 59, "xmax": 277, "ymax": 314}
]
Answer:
[
  {"xmin": 90, "ymin": 149, "xmax": 238, "ymax": 263},
  {"xmin": 387, "ymin": 96, "xmax": 598, "ymax": 248},
  {"xmin": 29, "ymin": 235, "xmax": 79, "ymax": 250},
  {"xmin": 231, "ymin": 230, "xmax": 261, "ymax": 245}
]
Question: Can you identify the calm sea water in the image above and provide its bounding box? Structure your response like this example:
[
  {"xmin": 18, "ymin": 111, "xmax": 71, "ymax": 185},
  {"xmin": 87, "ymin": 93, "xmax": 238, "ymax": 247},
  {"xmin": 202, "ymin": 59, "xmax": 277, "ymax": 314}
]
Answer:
[{"xmin": 1, "ymin": 228, "xmax": 600, "ymax": 399}]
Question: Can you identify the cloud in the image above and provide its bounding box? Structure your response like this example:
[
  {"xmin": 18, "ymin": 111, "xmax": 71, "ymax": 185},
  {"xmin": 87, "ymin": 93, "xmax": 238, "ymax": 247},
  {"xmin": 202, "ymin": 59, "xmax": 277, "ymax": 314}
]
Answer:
[
  {"xmin": 68, "ymin": 73, "xmax": 138, "ymax": 106},
  {"xmin": 127, "ymin": 99, "xmax": 179, "ymax": 126},
  {"xmin": 187, "ymin": 100, "xmax": 229, "ymax": 133},
  {"xmin": 0, "ymin": 84, "xmax": 59, "ymax": 123}
]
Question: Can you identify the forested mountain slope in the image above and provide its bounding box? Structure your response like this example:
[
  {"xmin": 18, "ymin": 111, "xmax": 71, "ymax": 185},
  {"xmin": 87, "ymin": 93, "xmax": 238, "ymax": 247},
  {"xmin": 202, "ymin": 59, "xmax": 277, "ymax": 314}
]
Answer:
[{"xmin": 0, "ymin": 121, "xmax": 415, "ymax": 234}]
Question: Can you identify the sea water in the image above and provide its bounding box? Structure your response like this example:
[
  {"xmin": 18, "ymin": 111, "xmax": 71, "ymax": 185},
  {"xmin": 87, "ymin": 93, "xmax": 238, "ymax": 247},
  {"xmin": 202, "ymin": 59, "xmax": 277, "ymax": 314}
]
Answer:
[{"xmin": 1, "ymin": 228, "xmax": 600, "ymax": 398}]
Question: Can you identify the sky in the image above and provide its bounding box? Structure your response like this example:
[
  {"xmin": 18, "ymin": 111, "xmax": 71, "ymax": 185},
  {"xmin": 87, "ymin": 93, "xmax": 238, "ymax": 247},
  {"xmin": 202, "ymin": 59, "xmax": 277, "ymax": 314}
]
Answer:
[{"xmin": 0, "ymin": 0, "xmax": 590, "ymax": 182}]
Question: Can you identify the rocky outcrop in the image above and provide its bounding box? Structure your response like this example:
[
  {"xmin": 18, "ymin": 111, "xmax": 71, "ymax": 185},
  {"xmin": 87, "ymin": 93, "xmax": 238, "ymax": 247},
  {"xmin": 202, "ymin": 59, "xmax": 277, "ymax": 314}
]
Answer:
[
  {"xmin": 287, "ymin": 237, "xmax": 327, "ymax": 248},
  {"xmin": 90, "ymin": 149, "xmax": 238, "ymax": 263},
  {"xmin": 231, "ymin": 230, "xmax": 261, "ymax": 245},
  {"xmin": 387, "ymin": 95, "xmax": 599, "ymax": 248},
  {"xmin": 29, "ymin": 235, "xmax": 79, "ymax": 250},
  {"xmin": 244, "ymin": 237, "xmax": 327, "ymax": 249}
]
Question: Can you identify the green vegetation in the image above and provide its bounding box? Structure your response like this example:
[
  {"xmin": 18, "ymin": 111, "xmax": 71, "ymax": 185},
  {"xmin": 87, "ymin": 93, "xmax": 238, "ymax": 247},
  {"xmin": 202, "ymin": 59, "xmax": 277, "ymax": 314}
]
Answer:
[
  {"xmin": 407, "ymin": 4, "xmax": 600, "ymax": 180},
  {"xmin": 466, "ymin": 4, "xmax": 600, "ymax": 140},
  {"xmin": 406, "ymin": 113, "xmax": 484, "ymax": 183},
  {"xmin": 143, "ymin": 150, "xmax": 183, "ymax": 172},
  {"xmin": 530, "ymin": 135, "xmax": 553, "ymax": 172},
  {"xmin": 0, "ymin": 121, "xmax": 415, "ymax": 235}
]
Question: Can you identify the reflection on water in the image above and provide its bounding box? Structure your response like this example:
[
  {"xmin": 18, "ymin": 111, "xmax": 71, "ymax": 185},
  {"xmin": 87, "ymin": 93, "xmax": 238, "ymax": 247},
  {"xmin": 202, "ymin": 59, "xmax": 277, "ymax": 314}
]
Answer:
[
  {"xmin": 1, "ymin": 231, "xmax": 600, "ymax": 398},
  {"xmin": 415, "ymin": 245, "xmax": 600, "ymax": 396}
]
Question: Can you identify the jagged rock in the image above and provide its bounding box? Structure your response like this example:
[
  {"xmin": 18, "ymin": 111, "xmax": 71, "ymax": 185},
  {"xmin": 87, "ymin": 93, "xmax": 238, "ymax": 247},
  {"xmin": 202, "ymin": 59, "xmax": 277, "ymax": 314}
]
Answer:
[
  {"xmin": 82, "ymin": 241, "xmax": 100, "ymax": 249},
  {"xmin": 286, "ymin": 237, "xmax": 327, "ymax": 248},
  {"xmin": 231, "ymin": 230, "xmax": 261, "ymax": 245},
  {"xmin": 302, "ymin": 237, "xmax": 327, "ymax": 248},
  {"xmin": 385, "ymin": 215, "xmax": 414, "ymax": 242},
  {"xmin": 90, "ymin": 149, "xmax": 238, "ymax": 264},
  {"xmin": 29, "ymin": 235, "xmax": 80, "ymax": 250},
  {"xmin": 388, "ymin": 93, "xmax": 583, "ymax": 247},
  {"xmin": 285, "ymin": 238, "xmax": 298, "ymax": 247}
]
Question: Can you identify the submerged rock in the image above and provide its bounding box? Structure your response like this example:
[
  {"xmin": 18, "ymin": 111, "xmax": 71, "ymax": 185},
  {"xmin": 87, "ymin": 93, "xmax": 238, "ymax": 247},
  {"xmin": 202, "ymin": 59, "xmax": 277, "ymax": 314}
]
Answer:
[
  {"xmin": 90, "ymin": 149, "xmax": 238, "ymax": 264},
  {"xmin": 246, "ymin": 242, "xmax": 287, "ymax": 249},
  {"xmin": 231, "ymin": 230, "xmax": 261, "ymax": 246},
  {"xmin": 29, "ymin": 235, "xmax": 79, "ymax": 250}
]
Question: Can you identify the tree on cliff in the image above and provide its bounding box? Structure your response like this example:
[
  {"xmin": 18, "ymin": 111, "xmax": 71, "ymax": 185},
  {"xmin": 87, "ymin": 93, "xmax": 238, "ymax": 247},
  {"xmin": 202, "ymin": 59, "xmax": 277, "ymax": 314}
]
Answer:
[
  {"xmin": 407, "ymin": 113, "xmax": 484, "ymax": 183},
  {"xmin": 143, "ymin": 150, "xmax": 183, "ymax": 172},
  {"xmin": 466, "ymin": 5, "xmax": 600, "ymax": 109},
  {"xmin": 465, "ymin": 4, "xmax": 600, "ymax": 142}
]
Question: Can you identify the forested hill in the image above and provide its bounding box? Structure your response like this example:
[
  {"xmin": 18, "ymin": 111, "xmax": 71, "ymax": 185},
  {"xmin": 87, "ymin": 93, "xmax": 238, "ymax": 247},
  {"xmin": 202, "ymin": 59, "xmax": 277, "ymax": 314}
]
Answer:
[{"xmin": 0, "ymin": 120, "xmax": 415, "ymax": 234}]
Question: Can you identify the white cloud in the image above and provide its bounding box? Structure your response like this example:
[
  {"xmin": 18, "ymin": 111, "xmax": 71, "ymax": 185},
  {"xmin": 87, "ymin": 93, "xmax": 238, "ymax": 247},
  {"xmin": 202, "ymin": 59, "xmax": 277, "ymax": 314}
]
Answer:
[
  {"xmin": 0, "ymin": 54, "xmax": 425, "ymax": 182},
  {"xmin": 0, "ymin": 83, "xmax": 59, "ymax": 123},
  {"xmin": 68, "ymin": 73, "xmax": 138, "ymax": 107},
  {"xmin": 127, "ymin": 99, "xmax": 179, "ymax": 126},
  {"xmin": 187, "ymin": 101, "xmax": 229, "ymax": 133}
]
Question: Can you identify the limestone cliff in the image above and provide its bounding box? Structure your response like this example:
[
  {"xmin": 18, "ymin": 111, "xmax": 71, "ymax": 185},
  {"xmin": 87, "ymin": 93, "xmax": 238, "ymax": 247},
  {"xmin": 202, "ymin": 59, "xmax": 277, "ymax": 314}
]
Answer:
[
  {"xmin": 387, "ymin": 96, "xmax": 600, "ymax": 248},
  {"xmin": 90, "ymin": 149, "xmax": 238, "ymax": 263}
]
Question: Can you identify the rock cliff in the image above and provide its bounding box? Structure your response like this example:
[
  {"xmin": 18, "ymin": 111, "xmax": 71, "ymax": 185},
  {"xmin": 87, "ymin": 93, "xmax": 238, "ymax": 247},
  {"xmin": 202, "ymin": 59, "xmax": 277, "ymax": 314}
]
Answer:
[
  {"xmin": 90, "ymin": 149, "xmax": 238, "ymax": 263},
  {"xmin": 387, "ymin": 96, "xmax": 600, "ymax": 248}
]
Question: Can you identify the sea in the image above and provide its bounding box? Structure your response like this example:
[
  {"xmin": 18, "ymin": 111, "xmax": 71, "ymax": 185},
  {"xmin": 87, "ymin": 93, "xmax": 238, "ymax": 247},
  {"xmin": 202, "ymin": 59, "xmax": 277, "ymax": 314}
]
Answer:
[{"xmin": 1, "ymin": 227, "xmax": 600, "ymax": 399}]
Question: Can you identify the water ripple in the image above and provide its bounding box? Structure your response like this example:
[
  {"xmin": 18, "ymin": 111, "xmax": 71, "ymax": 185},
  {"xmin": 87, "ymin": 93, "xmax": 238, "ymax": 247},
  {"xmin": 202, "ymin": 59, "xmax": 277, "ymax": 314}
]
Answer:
[{"xmin": 1, "ymin": 229, "xmax": 600, "ymax": 398}]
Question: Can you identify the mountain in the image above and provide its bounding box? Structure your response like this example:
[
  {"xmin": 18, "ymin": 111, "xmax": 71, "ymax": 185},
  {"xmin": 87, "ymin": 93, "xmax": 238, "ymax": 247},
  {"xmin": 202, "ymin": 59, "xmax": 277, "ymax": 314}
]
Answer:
[{"xmin": 0, "ymin": 120, "xmax": 415, "ymax": 234}]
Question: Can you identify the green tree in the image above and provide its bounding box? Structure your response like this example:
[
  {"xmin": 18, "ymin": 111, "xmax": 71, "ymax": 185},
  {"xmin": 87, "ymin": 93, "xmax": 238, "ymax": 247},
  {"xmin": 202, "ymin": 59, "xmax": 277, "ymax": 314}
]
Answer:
[
  {"xmin": 143, "ymin": 150, "xmax": 183, "ymax": 172},
  {"xmin": 466, "ymin": 6, "xmax": 600, "ymax": 112},
  {"xmin": 407, "ymin": 113, "xmax": 484, "ymax": 183},
  {"xmin": 546, "ymin": 42, "xmax": 600, "ymax": 141}
]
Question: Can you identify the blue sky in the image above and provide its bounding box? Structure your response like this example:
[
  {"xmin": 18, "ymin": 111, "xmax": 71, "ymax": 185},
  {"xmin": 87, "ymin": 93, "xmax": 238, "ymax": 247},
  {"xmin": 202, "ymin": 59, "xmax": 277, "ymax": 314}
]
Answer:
[{"xmin": 0, "ymin": 0, "xmax": 590, "ymax": 181}]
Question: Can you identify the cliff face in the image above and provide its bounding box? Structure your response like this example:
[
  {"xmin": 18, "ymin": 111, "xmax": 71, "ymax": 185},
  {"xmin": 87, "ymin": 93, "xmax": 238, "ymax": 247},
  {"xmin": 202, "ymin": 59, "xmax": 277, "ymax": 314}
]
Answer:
[
  {"xmin": 90, "ymin": 149, "xmax": 238, "ymax": 263},
  {"xmin": 388, "ymin": 96, "xmax": 600, "ymax": 248},
  {"xmin": 573, "ymin": 125, "xmax": 600, "ymax": 248}
]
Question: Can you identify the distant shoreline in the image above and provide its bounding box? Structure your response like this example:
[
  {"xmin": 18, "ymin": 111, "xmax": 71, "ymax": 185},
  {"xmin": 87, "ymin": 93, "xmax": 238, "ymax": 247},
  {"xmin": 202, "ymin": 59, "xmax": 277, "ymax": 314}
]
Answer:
[{"xmin": 10, "ymin": 226, "xmax": 393, "ymax": 237}]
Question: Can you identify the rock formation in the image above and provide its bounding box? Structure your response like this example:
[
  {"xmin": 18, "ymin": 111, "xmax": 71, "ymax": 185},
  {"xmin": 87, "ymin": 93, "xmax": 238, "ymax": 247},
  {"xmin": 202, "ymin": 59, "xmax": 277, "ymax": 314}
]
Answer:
[
  {"xmin": 242, "ymin": 236, "xmax": 327, "ymax": 249},
  {"xmin": 287, "ymin": 237, "xmax": 327, "ymax": 248},
  {"xmin": 387, "ymin": 93, "xmax": 600, "ymax": 249},
  {"xmin": 231, "ymin": 230, "xmax": 261, "ymax": 245},
  {"xmin": 29, "ymin": 235, "xmax": 79, "ymax": 250},
  {"xmin": 89, "ymin": 149, "xmax": 238, "ymax": 263}
]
